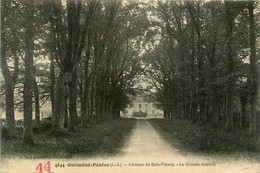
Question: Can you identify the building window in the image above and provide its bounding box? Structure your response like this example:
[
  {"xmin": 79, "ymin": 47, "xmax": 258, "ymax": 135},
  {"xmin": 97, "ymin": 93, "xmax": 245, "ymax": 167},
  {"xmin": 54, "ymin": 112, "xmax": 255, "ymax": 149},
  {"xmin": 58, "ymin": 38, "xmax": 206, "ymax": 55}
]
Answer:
[
  {"xmin": 152, "ymin": 110, "xmax": 155, "ymax": 114},
  {"xmin": 145, "ymin": 110, "xmax": 148, "ymax": 114},
  {"xmin": 139, "ymin": 104, "xmax": 141, "ymax": 108},
  {"xmin": 145, "ymin": 104, "xmax": 148, "ymax": 108}
]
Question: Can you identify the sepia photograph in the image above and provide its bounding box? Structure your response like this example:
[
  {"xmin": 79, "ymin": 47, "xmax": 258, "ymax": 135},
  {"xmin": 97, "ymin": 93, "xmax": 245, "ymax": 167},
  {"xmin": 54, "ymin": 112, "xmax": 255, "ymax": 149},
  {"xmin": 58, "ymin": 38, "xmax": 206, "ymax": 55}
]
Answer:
[{"xmin": 0, "ymin": 0, "xmax": 260, "ymax": 172}]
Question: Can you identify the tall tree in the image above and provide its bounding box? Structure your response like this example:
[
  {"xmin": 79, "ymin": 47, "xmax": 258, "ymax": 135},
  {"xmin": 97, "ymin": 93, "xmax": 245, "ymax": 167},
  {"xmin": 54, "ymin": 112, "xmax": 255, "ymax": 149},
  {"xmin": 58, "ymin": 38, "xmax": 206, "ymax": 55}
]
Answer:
[
  {"xmin": 23, "ymin": 0, "xmax": 35, "ymax": 145},
  {"xmin": 224, "ymin": 1, "xmax": 235, "ymax": 130},
  {"xmin": 187, "ymin": 1, "xmax": 206, "ymax": 122},
  {"xmin": 248, "ymin": 1, "xmax": 258, "ymax": 136},
  {"xmin": 48, "ymin": 0, "xmax": 98, "ymax": 131},
  {"xmin": 1, "ymin": 0, "xmax": 23, "ymax": 138},
  {"xmin": 1, "ymin": 22, "xmax": 17, "ymax": 138}
]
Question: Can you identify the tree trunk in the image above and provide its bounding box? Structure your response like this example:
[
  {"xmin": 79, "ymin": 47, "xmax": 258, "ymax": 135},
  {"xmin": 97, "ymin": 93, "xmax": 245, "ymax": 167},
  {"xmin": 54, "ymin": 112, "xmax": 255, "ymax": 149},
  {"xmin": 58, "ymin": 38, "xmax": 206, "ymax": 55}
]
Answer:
[
  {"xmin": 1, "ymin": 36, "xmax": 16, "ymax": 138},
  {"xmin": 212, "ymin": 82, "xmax": 220, "ymax": 126},
  {"xmin": 68, "ymin": 70, "xmax": 77, "ymax": 132},
  {"xmin": 100, "ymin": 95, "xmax": 105, "ymax": 122},
  {"xmin": 248, "ymin": 2, "xmax": 257, "ymax": 136},
  {"xmin": 109, "ymin": 98, "xmax": 115, "ymax": 120},
  {"xmin": 187, "ymin": 2, "xmax": 206, "ymax": 123},
  {"xmin": 82, "ymin": 29, "xmax": 92, "ymax": 126},
  {"xmin": 225, "ymin": 2, "xmax": 234, "ymax": 130},
  {"xmin": 81, "ymin": 94, "xmax": 86, "ymax": 126},
  {"xmin": 95, "ymin": 93, "xmax": 101, "ymax": 124},
  {"xmin": 53, "ymin": 73, "xmax": 65, "ymax": 131},
  {"xmin": 34, "ymin": 79, "xmax": 40, "ymax": 125},
  {"xmin": 64, "ymin": 88, "xmax": 69, "ymax": 128},
  {"xmin": 89, "ymin": 76, "xmax": 94, "ymax": 124},
  {"xmin": 240, "ymin": 94, "xmax": 248, "ymax": 128},
  {"xmin": 94, "ymin": 74, "xmax": 102, "ymax": 124},
  {"xmin": 90, "ymin": 92, "xmax": 94, "ymax": 124},
  {"xmin": 74, "ymin": 97, "xmax": 78, "ymax": 126},
  {"xmin": 208, "ymin": 30, "xmax": 220, "ymax": 126},
  {"xmin": 49, "ymin": 49, "xmax": 55, "ymax": 118},
  {"xmin": 5, "ymin": 83, "xmax": 16, "ymax": 138},
  {"xmin": 23, "ymin": 0, "xmax": 34, "ymax": 145},
  {"xmin": 82, "ymin": 61, "xmax": 90, "ymax": 126}
]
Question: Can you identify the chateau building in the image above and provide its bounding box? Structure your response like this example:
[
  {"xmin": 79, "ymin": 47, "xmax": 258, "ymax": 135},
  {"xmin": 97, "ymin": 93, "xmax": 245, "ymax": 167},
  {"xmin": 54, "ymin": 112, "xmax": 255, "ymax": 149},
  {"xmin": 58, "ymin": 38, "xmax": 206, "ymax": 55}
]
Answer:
[{"xmin": 121, "ymin": 94, "xmax": 163, "ymax": 118}]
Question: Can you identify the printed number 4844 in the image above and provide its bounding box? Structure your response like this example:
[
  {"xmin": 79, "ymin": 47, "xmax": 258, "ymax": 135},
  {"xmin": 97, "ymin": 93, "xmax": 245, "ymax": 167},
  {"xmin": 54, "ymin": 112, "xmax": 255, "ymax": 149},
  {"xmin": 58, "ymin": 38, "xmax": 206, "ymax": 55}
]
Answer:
[{"xmin": 36, "ymin": 161, "xmax": 51, "ymax": 173}]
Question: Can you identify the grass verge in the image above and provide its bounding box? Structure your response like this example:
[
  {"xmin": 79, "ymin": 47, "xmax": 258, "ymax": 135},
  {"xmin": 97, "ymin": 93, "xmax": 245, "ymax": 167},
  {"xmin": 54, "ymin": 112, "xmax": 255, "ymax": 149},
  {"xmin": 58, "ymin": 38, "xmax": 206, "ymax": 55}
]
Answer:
[
  {"xmin": 148, "ymin": 118, "xmax": 260, "ymax": 161},
  {"xmin": 1, "ymin": 118, "xmax": 136, "ymax": 159}
]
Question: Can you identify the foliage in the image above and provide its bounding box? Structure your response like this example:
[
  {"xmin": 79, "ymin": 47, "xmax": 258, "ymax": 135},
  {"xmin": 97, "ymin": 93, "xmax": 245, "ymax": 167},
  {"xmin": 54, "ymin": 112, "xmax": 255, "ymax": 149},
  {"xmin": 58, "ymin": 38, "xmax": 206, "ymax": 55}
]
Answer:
[
  {"xmin": 1, "ymin": 126, "xmax": 11, "ymax": 140},
  {"xmin": 32, "ymin": 118, "xmax": 53, "ymax": 134},
  {"xmin": 144, "ymin": 0, "xmax": 260, "ymax": 134},
  {"xmin": 133, "ymin": 111, "xmax": 147, "ymax": 117},
  {"xmin": 149, "ymin": 119, "xmax": 260, "ymax": 160},
  {"xmin": 1, "ymin": 118, "xmax": 136, "ymax": 158}
]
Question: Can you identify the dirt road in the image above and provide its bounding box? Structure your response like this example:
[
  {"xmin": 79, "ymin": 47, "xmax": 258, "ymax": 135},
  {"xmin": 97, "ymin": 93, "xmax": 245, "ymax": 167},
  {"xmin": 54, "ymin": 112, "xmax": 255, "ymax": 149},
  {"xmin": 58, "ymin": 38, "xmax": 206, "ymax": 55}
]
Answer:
[{"xmin": 117, "ymin": 119, "xmax": 181, "ymax": 159}]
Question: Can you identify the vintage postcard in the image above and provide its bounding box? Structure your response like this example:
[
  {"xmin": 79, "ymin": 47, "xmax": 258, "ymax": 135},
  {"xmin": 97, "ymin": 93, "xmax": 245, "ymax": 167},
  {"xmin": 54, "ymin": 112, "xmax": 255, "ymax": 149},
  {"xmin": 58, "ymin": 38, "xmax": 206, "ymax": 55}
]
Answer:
[{"xmin": 1, "ymin": 0, "xmax": 260, "ymax": 172}]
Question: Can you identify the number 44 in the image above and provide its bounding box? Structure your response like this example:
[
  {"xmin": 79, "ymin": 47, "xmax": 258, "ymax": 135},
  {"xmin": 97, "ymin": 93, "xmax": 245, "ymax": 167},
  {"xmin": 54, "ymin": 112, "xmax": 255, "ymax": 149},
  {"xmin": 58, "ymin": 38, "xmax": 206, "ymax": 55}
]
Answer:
[{"xmin": 36, "ymin": 161, "xmax": 51, "ymax": 173}]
